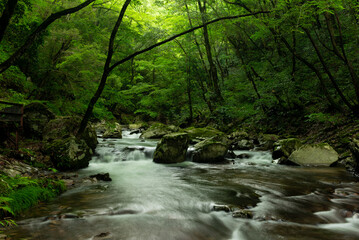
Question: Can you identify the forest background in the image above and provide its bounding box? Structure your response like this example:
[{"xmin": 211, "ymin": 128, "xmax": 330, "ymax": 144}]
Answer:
[{"xmin": 1, "ymin": 0, "xmax": 359, "ymax": 136}]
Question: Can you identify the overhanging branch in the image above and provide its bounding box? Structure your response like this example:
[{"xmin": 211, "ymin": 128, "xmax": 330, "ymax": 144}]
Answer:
[
  {"xmin": 108, "ymin": 11, "xmax": 269, "ymax": 72},
  {"xmin": 0, "ymin": 0, "xmax": 95, "ymax": 74}
]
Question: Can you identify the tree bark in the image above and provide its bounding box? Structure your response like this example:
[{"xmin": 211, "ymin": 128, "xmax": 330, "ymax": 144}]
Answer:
[
  {"xmin": 0, "ymin": 0, "xmax": 19, "ymax": 44},
  {"xmin": 77, "ymin": 0, "xmax": 132, "ymax": 135},
  {"xmin": 197, "ymin": 0, "xmax": 223, "ymax": 102},
  {"xmin": 184, "ymin": 0, "xmax": 209, "ymax": 77},
  {"xmin": 324, "ymin": 12, "xmax": 359, "ymax": 104},
  {"xmin": 0, "ymin": 0, "xmax": 95, "ymax": 74},
  {"xmin": 279, "ymin": 35, "xmax": 343, "ymax": 112},
  {"xmin": 302, "ymin": 27, "xmax": 355, "ymax": 112}
]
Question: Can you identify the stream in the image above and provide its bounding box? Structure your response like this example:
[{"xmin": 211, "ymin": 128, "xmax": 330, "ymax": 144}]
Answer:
[{"xmin": 5, "ymin": 131, "xmax": 359, "ymax": 240}]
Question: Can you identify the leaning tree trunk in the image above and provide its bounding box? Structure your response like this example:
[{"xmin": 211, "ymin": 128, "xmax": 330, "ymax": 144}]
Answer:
[
  {"xmin": 77, "ymin": 11, "xmax": 269, "ymax": 134},
  {"xmin": 0, "ymin": 0, "xmax": 19, "ymax": 44},
  {"xmin": 77, "ymin": 0, "xmax": 132, "ymax": 135}
]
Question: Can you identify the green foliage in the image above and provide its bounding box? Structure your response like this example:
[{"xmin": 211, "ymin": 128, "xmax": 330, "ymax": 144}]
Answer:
[
  {"xmin": 1, "ymin": 0, "xmax": 359, "ymax": 132},
  {"xmin": 305, "ymin": 112, "xmax": 341, "ymax": 125},
  {"xmin": 0, "ymin": 174, "xmax": 65, "ymax": 219}
]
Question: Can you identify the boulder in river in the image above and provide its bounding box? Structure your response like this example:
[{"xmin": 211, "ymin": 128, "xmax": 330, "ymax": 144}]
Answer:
[
  {"xmin": 140, "ymin": 123, "xmax": 178, "ymax": 139},
  {"xmin": 153, "ymin": 133, "xmax": 189, "ymax": 164},
  {"xmin": 288, "ymin": 143, "xmax": 339, "ymax": 166},
  {"xmin": 42, "ymin": 116, "xmax": 97, "ymax": 170},
  {"xmin": 257, "ymin": 134, "xmax": 280, "ymax": 151},
  {"xmin": 43, "ymin": 136, "xmax": 92, "ymax": 170},
  {"xmin": 182, "ymin": 127, "xmax": 226, "ymax": 144},
  {"xmin": 232, "ymin": 209, "xmax": 253, "ymax": 219},
  {"xmin": 90, "ymin": 173, "xmax": 112, "ymax": 181},
  {"xmin": 23, "ymin": 102, "xmax": 55, "ymax": 139},
  {"xmin": 233, "ymin": 139, "xmax": 254, "ymax": 150},
  {"xmin": 192, "ymin": 138, "xmax": 228, "ymax": 163},
  {"xmin": 272, "ymin": 138, "xmax": 302, "ymax": 165},
  {"xmin": 103, "ymin": 122, "xmax": 122, "ymax": 139}
]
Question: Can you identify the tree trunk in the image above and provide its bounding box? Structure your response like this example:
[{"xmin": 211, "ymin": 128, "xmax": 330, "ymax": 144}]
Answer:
[
  {"xmin": 184, "ymin": 0, "xmax": 209, "ymax": 77},
  {"xmin": 187, "ymin": 59, "xmax": 193, "ymax": 123},
  {"xmin": 77, "ymin": 0, "xmax": 132, "ymax": 135},
  {"xmin": 0, "ymin": 0, "xmax": 19, "ymax": 44},
  {"xmin": 291, "ymin": 31, "xmax": 296, "ymax": 82},
  {"xmin": 78, "ymin": 11, "xmax": 269, "ymax": 133},
  {"xmin": 303, "ymin": 27, "xmax": 355, "ymax": 112},
  {"xmin": 324, "ymin": 12, "xmax": 359, "ymax": 105},
  {"xmin": 197, "ymin": 0, "xmax": 223, "ymax": 102},
  {"xmin": 279, "ymin": 35, "xmax": 343, "ymax": 112}
]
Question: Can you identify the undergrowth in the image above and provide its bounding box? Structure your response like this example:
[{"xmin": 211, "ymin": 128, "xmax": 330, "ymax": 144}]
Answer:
[{"xmin": 0, "ymin": 174, "xmax": 65, "ymax": 227}]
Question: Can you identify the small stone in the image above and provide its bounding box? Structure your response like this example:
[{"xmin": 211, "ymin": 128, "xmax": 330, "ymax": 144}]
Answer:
[
  {"xmin": 237, "ymin": 153, "xmax": 252, "ymax": 159},
  {"xmin": 63, "ymin": 179, "xmax": 74, "ymax": 187},
  {"xmin": 212, "ymin": 205, "xmax": 231, "ymax": 212},
  {"xmin": 94, "ymin": 232, "xmax": 112, "ymax": 239},
  {"xmin": 60, "ymin": 213, "xmax": 79, "ymax": 219},
  {"xmin": 89, "ymin": 173, "xmax": 112, "ymax": 182},
  {"xmin": 232, "ymin": 209, "xmax": 253, "ymax": 219}
]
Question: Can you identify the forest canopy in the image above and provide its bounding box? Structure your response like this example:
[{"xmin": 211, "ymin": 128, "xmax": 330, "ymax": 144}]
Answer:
[{"xmin": 1, "ymin": 0, "xmax": 359, "ymax": 132}]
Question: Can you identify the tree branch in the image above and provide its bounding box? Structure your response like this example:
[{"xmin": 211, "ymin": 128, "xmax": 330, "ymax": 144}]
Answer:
[
  {"xmin": 109, "ymin": 11, "xmax": 270, "ymax": 72},
  {"xmin": 0, "ymin": 0, "xmax": 95, "ymax": 74}
]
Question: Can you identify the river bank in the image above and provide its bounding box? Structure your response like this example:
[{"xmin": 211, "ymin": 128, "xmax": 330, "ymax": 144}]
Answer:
[
  {"xmin": 2, "ymin": 130, "xmax": 359, "ymax": 240},
  {"xmin": 1, "ymin": 108, "xmax": 359, "ymax": 238}
]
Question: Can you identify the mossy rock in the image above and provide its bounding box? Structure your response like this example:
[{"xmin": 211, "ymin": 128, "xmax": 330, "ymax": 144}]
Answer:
[
  {"xmin": 228, "ymin": 131, "xmax": 249, "ymax": 141},
  {"xmin": 272, "ymin": 138, "xmax": 302, "ymax": 160},
  {"xmin": 153, "ymin": 133, "xmax": 189, "ymax": 164},
  {"xmin": 258, "ymin": 134, "xmax": 280, "ymax": 150},
  {"xmin": 43, "ymin": 136, "xmax": 92, "ymax": 171},
  {"xmin": 192, "ymin": 138, "xmax": 228, "ymax": 163},
  {"xmin": 23, "ymin": 103, "xmax": 55, "ymax": 140},
  {"xmin": 103, "ymin": 122, "xmax": 122, "ymax": 139},
  {"xmin": 43, "ymin": 116, "xmax": 97, "ymax": 150},
  {"xmin": 183, "ymin": 127, "xmax": 225, "ymax": 140},
  {"xmin": 140, "ymin": 123, "xmax": 179, "ymax": 139},
  {"xmin": 288, "ymin": 143, "xmax": 339, "ymax": 166}
]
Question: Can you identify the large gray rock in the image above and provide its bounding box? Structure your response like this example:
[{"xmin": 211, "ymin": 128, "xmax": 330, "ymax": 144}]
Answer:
[
  {"xmin": 103, "ymin": 123, "xmax": 122, "ymax": 138},
  {"xmin": 234, "ymin": 139, "xmax": 254, "ymax": 150},
  {"xmin": 43, "ymin": 136, "xmax": 92, "ymax": 170},
  {"xmin": 140, "ymin": 123, "xmax": 178, "ymax": 139},
  {"xmin": 288, "ymin": 143, "xmax": 339, "ymax": 166},
  {"xmin": 192, "ymin": 138, "xmax": 228, "ymax": 163},
  {"xmin": 42, "ymin": 116, "xmax": 97, "ymax": 170},
  {"xmin": 273, "ymin": 138, "xmax": 302, "ymax": 160},
  {"xmin": 23, "ymin": 103, "xmax": 55, "ymax": 139},
  {"xmin": 153, "ymin": 133, "xmax": 189, "ymax": 164}
]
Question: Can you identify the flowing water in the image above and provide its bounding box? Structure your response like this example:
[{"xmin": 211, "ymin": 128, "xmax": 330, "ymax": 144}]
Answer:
[{"xmin": 5, "ymin": 131, "xmax": 359, "ymax": 240}]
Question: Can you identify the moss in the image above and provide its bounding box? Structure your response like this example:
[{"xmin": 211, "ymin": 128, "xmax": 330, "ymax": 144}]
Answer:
[
  {"xmin": 43, "ymin": 136, "xmax": 91, "ymax": 170},
  {"xmin": 153, "ymin": 133, "xmax": 189, "ymax": 163},
  {"xmin": 0, "ymin": 174, "xmax": 65, "ymax": 218},
  {"xmin": 182, "ymin": 127, "xmax": 225, "ymax": 140}
]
